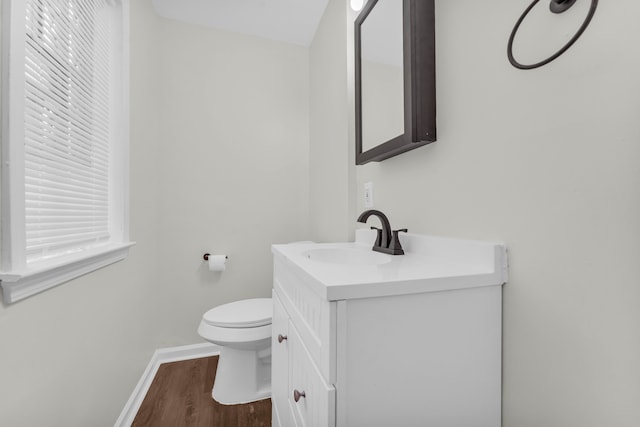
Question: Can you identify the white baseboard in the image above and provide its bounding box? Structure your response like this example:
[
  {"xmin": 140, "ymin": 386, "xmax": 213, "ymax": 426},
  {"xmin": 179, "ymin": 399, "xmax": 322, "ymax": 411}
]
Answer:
[{"xmin": 114, "ymin": 342, "xmax": 221, "ymax": 427}]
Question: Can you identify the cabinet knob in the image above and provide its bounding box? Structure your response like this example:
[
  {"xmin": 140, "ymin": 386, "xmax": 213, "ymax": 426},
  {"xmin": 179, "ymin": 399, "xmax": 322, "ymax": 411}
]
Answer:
[
  {"xmin": 277, "ymin": 334, "xmax": 287, "ymax": 343},
  {"xmin": 293, "ymin": 389, "xmax": 306, "ymax": 402}
]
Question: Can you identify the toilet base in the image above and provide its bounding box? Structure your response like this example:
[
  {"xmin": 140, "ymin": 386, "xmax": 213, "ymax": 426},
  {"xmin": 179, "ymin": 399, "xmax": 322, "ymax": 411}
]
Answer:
[{"xmin": 212, "ymin": 346, "xmax": 272, "ymax": 405}]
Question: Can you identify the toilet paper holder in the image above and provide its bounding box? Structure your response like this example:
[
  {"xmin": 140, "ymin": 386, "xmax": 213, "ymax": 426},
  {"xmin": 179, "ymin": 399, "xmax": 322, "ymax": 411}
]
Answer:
[{"xmin": 203, "ymin": 253, "xmax": 228, "ymax": 261}]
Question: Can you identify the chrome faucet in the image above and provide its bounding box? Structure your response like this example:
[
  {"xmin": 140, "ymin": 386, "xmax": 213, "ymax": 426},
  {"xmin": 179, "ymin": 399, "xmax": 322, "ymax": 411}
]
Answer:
[{"xmin": 357, "ymin": 210, "xmax": 407, "ymax": 255}]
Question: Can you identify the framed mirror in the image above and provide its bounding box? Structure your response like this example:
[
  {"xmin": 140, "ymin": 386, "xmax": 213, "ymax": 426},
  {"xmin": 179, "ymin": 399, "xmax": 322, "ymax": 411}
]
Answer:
[{"xmin": 355, "ymin": 0, "xmax": 436, "ymax": 165}]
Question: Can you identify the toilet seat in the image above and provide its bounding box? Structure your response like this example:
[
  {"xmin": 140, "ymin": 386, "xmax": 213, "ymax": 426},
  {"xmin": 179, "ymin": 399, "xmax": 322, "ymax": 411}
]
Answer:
[{"xmin": 203, "ymin": 298, "xmax": 272, "ymax": 328}]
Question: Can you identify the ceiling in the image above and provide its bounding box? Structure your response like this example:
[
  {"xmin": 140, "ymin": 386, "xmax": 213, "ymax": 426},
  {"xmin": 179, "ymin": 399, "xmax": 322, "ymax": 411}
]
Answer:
[{"xmin": 151, "ymin": 0, "xmax": 330, "ymax": 46}]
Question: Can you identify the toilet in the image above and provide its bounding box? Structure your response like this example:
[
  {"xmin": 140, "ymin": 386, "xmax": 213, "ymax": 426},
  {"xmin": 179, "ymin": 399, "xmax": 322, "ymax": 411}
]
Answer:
[{"xmin": 197, "ymin": 298, "xmax": 272, "ymax": 405}]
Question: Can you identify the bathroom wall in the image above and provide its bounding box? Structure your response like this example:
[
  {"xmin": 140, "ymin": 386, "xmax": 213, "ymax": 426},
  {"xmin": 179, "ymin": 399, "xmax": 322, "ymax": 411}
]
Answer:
[
  {"xmin": 349, "ymin": 0, "xmax": 640, "ymax": 426},
  {"xmin": 150, "ymin": 3, "xmax": 310, "ymax": 344},
  {"xmin": 0, "ymin": 1, "xmax": 165, "ymax": 425},
  {"xmin": 309, "ymin": 0, "xmax": 356, "ymax": 242},
  {"xmin": 0, "ymin": 0, "xmax": 310, "ymax": 425}
]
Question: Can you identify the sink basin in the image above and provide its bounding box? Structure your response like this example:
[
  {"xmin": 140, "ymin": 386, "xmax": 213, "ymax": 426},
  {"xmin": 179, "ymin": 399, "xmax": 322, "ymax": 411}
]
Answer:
[
  {"xmin": 303, "ymin": 247, "xmax": 391, "ymax": 266},
  {"xmin": 272, "ymin": 229, "xmax": 508, "ymax": 301}
]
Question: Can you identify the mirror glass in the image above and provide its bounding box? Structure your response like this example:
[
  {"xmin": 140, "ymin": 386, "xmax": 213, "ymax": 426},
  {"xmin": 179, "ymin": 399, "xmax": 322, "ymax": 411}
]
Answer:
[{"xmin": 360, "ymin": 0, "xmax": 404, "ymax": 152}]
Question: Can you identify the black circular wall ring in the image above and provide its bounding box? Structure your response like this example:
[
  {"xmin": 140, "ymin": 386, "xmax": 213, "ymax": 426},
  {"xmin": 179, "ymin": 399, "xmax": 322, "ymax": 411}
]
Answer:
[{"xmin": 507, "ymin": 0, "xmax": 598, "ymax": 70}]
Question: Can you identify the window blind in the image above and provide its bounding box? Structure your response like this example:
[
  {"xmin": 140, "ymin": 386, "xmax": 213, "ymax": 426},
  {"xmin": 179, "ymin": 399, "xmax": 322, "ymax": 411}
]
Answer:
[{"xmin": 23, "ymin": 0, "xmax": 113, "ymax": 263}]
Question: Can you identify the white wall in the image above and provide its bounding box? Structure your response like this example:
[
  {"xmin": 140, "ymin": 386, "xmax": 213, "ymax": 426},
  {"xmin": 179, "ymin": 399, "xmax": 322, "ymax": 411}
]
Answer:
[
  {"xmin": 351, "ymin": 0, "xmax": 640, "ymax": 425},
  {"xmin": 151, "ymin": 4, "xmax": 310, "ymax": 345},
  {"xmin": 309, "ymin": 0, "xmax": 355, "ymax": 243},
  {"xmin": 0, "ymin": 1, "xmax": 165, "ymax": 425},
  {"xmin": 0, "ymin": 0, "xmax": 310, "ymax": 425}
]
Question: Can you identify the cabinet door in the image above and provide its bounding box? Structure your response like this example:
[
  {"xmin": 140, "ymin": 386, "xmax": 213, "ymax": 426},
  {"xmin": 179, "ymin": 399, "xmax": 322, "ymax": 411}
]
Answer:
[
  {"xmin": 272, "ymin": 292, "xmax": 295, "ymax": 427},
  {"xmin": 289, "ymin": 325, "xmax": 336, "ymax": 427}
]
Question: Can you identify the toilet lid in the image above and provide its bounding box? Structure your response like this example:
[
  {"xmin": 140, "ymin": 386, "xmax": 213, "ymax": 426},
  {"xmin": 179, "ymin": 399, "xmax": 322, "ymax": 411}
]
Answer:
[{"xmin": 203, "ymin": 298, "xmax": 272, "ymax": 328}]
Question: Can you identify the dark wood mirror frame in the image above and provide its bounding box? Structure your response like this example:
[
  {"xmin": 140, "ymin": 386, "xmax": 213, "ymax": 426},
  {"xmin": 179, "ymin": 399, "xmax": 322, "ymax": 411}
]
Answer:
[{"xmin": 355, "ymin": 0, "xmax": 436, "ymax": 165}]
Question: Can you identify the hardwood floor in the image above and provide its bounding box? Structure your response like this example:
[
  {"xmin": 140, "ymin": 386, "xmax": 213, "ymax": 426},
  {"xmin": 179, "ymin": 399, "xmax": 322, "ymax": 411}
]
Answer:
[{"xmin": 132, "ymin": 356, "xmax": 271, "ymax": 427}]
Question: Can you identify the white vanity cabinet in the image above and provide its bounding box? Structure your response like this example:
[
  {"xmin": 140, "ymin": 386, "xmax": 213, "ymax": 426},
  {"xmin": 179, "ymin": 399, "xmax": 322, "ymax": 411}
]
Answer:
[
  {"xmin": 272, "ymin": 258, "xmax": 337, "ymax": 427},
  {"xmin": 271, "ymin": 232, "xmax": 508, "ymax": 427}
]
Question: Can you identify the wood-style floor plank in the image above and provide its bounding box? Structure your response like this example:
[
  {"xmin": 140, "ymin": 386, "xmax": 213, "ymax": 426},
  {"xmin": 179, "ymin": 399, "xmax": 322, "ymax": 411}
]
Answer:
[{"xmin": 132, "ymin": 356, "xmax": 271, "ymax": 427}]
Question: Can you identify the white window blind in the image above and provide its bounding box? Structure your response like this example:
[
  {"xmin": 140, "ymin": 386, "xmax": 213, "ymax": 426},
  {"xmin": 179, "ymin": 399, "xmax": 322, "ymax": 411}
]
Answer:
[
  {"xmin": 24, "ymin": 0, "xmax": 112, "ymax": 263},
  {"xmin": 1, "ymin": 0, "xmax": 132, "ymax": 303}
]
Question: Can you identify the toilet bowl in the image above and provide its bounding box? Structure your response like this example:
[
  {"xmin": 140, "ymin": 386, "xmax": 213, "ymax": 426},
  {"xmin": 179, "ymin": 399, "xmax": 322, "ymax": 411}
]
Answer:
[{"xmin": 197, "ymin": 298, "xmax": 272, "ymax": 405}]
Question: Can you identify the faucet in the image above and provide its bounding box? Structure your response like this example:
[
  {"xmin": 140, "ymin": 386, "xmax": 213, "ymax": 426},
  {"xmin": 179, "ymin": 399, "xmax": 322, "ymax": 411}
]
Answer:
[{"xmin": 357, "ymin": 210, "xmax": 407, "ymax": 255}]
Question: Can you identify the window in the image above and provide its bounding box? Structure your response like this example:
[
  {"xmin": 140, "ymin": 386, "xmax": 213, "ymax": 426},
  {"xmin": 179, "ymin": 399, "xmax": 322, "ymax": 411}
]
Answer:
[{"xmin": 1, "ymin": 0, "xmax": 132, "ymax": 303}]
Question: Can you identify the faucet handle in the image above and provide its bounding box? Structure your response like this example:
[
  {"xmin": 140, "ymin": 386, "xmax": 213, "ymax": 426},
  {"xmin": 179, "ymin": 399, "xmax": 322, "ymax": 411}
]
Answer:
[
  {"xmin": 370, "ymin": 227, "xmax": 383, "ymax": 248},
  {"xmin": 389, "ymin": 229, "xmax": 408, "ymax": 255}
]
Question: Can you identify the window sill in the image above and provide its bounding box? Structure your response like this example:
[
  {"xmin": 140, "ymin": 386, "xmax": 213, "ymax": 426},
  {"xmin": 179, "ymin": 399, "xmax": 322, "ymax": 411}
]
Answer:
[{"xmin": 0, "ymin": 241, "xmax": 136, "ymax": 304}]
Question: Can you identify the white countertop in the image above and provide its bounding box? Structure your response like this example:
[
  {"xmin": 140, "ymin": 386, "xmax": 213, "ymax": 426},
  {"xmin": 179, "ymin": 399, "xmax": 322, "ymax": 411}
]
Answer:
[{"xmin": 272, "ymin": 230, "xmax": 508, "ymax": 301}]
